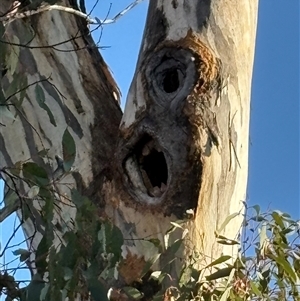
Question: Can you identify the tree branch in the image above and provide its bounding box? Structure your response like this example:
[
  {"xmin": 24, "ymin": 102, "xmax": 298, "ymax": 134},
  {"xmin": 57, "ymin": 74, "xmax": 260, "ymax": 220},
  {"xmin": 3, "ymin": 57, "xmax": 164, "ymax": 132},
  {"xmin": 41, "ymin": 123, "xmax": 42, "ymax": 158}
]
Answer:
[
  {"xmin": 1, "ymin": 0, "xmax": 145, "ymax": 25},
  {"xmin": 0, "ymin": 199, "xmax": 19, "ymax": 222}
]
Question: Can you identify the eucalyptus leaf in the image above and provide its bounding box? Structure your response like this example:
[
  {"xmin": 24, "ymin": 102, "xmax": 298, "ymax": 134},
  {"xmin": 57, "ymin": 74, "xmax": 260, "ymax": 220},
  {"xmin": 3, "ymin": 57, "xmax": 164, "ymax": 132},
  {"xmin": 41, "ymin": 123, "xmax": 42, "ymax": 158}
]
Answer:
[
  {"xmin": 39, "ymin": 283, "xmax": 50, "ymax": 301},
  {"xmin": 219, "ymin": 287, "xmax": 231, "ymax": 301},
  {"xmin": 250, "ymin": 215, "xmax": 267, "ymax": 222},
  {"xmin": 88, "ymin": 278, "xmax": 109, "ymax": 301},
  {"xmin": 0, "ymin": 105, "xmax": 15, "ymax": 120},
  {"xmin": 98, "ymin": 222, "xmax": 123, "ymax": 265},
  {"xmin": 166, "ymin": 238, "xmax": 183, "ymax": 256},
  {"xmin": 4, "ymin": 72, "xmax": 23, "ymax": 100},
  {"xmin": 272, "ymin": 211, "xmax": 285, "ymax": 229},
  {"xmin": 25, "ymin": 279, "xmax": 46, "ymax": 301},
  {"xmin": 3, "ymin": 188, "xmax": 18, "ymax": 208},
  {"xmin": 23, "ymin": 162, "xmax": 49, "ymax": 186},
  {"xmin": 35, "ymin": 236, "xmax": 51, "ymax": 273},
  {"xmin": 0, "ymin": 87, "xmax": 6, "ymax": 104},
  {"xmin": 206, "ymin": 267, "xmax": 233, "ymax": 281},
  {"xmin": 62, "ymin": 128, "xmax": 76, "ymax": 171},
  {"xmin": 205, "ymin": 255, "xmax": 232, "ymax": 268},
  {"xmin": 35, "ymin": 84, "xmax": 57, "ymax": 126},
  {"xmin": 216, "ymin": 212, "xmax": 240, "ymax": 235},
  {"xmin": 12, "ymin": 248, "xmax": 30, "ymax": 256},
  {"xmin": 7, "ymin": 35, "xmax": 20, "ymax": 75},
  {"xmin": 269, "ymin": 254, "xmax": 297, "ymax": 283},
  {"xmin": 217, "ymin": 238, "xmax": 239, "ymax": 245},
  {"xmin": 13, "ymin": 249, "xmax": 30, "ymax": 262},
  {"xmin": 259, "ymin": 222, "xmax": 268, "ymax": 254},
  {"xmin": 0, "ymin": 24, "xmax": 6, "ymax": 66},
  {"xmin": 250, "ymin": 280, "xmax": 262, "ymax": 296},
  {"xmin": 252, "ymin": 204, "xmax": 260, "ymax": 215}
]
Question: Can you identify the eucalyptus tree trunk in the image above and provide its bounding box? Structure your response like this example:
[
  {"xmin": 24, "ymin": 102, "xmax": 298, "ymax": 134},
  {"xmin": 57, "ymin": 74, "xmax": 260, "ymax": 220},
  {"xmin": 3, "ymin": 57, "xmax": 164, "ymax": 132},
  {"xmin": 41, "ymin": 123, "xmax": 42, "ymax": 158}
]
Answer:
[
  {"xmin": 0, "ymin": 0, "xmax": 121, "ymax": 252},
  {"xmin": 112, "ymin": 0, "xmax": 258, "ymax": 279},
  {"xmin": 0, "ymin": 0, "xmax": 258, "ymax": 299}
]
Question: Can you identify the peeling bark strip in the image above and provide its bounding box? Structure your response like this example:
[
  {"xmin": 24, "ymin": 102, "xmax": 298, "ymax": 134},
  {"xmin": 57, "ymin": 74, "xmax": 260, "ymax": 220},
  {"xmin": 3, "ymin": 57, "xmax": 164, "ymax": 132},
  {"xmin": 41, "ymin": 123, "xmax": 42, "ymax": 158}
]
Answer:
[{"xmin": 113, "ymin": 0, "xmax": 258, "ymax": 278}]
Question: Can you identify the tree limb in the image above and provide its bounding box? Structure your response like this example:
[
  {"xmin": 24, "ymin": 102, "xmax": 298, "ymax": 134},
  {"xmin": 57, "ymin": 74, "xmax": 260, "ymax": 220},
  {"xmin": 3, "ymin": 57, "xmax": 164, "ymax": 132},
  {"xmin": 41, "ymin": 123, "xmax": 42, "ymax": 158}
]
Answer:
[{"xmin": 0, "ymin": 199, "xmax": 20, "ymax": 222}]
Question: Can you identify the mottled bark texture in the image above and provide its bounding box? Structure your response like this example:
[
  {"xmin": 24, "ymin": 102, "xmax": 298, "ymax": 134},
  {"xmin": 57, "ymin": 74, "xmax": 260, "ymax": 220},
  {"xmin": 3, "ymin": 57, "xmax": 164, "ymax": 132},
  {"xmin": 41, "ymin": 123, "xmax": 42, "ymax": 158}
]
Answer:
[
  {"xmin": 0, "ymin": 0, "xmax": 121, "ymax": 251},
  {"xmin": 0, "ymin": 0, "xmax": 258, "ymax": 297},
  {"xmin": 113, "ymin": 0, "xmax": 258, "ymax": 280}
]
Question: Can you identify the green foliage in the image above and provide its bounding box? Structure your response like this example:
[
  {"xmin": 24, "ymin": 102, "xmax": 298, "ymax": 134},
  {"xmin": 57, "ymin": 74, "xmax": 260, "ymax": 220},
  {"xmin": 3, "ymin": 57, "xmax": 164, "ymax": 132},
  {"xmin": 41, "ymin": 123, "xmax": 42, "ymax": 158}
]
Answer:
[
  {"xmin": 1, "ymin": 124, "xmax": 299, "ymax": 301},
  {"xmin": 62, "ymin": 128, "xmax": 76, "ymax": 172},
  {"xmin": 35, "ymin": 84, "xmax": 57, "ymax": 127},
  {"xmin": 22, "ymin": 163, "xmax": 49, "ymax": 186},
  {"xmin": 173, "ymin": 207, "xmax": 300, "ymax": 301},
  {"xmin": 10, "ymin": 202, "xmax": 297, "ymax": 301},
  {"xmin": 22, "ymin": 189, "xmax": 124, "ymax": 301},
  {"xmin": 1, "ymin": 184, "xmax": 123, "ymax": 300}
]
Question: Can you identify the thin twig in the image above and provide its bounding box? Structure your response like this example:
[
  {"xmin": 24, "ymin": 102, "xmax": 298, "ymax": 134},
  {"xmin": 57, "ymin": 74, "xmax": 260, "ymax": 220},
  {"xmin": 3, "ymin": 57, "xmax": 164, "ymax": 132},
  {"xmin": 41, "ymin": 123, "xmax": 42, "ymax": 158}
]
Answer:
[
  {"xmin": 99, "ymin": 0, "xmax": 145, "ymax": 25},
  {"xmin": 0, "ymin": 223, "xmax": 23, "ymax": 258},
  {"xmin": 1, "ymin": 0, "xmax": 145, "ymax": 25}
]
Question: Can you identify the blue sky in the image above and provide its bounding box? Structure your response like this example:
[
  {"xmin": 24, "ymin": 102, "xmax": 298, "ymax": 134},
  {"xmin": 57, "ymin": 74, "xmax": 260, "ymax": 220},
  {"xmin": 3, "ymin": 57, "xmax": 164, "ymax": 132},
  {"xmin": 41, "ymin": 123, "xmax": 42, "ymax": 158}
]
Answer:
[
  {"xmin": 249, "ymin": 1, "xmax": 299, "ymax": 217},
  {"xmin": 1, "ymin": 0, "xmax": 299, "ymax": 293}
]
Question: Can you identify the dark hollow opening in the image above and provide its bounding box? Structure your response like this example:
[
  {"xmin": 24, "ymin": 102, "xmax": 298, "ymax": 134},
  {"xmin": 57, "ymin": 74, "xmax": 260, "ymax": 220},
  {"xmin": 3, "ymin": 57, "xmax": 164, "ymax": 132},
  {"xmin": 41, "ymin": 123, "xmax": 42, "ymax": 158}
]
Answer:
[
  {"xmin": 124, "ymin": 134, "xmax": 169, "ymax": 197},
  {"xmin": 142, "ymin": 149, "xmax": 168, "ymax": 188},
  {"xmin": 162, "ymin": 68, "xmax": 179, "ymax": 93}
]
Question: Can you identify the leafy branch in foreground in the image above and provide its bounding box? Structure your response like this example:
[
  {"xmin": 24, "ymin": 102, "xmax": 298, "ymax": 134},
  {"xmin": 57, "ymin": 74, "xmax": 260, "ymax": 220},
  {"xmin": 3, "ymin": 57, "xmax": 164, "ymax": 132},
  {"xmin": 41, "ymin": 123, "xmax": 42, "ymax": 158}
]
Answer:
[
  {"xmin": 1, "ymin": 179, "xmax": 299, "ymax": 301},
  {"xmin": 174, "ymin": 206, "xmax": 300, "ymax": 301}
]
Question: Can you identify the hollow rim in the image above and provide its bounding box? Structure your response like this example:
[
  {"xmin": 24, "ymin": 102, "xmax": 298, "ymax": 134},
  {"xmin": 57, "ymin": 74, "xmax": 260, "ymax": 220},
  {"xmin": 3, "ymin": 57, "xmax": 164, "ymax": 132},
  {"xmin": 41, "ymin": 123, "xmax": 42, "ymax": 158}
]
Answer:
[{"xmin": 122, "ymin": 133, "xmax": 170, "ymax": 205}]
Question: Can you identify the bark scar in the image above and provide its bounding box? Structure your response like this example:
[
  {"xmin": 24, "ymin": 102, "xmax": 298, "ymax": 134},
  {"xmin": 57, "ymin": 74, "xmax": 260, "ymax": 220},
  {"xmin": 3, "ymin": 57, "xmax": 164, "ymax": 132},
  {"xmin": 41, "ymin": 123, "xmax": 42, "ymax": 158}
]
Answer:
[{"xmin": 228, "ymin": 111, "xmax": 241, "ymax": 170}]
